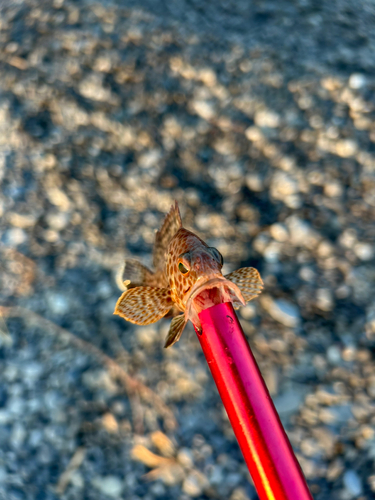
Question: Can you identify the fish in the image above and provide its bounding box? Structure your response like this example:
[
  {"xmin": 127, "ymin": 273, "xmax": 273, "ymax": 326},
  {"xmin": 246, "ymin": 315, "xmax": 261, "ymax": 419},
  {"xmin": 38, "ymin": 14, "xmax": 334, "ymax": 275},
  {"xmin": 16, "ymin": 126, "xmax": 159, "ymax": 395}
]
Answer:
[{"xmin": 114, "ymin": 202, "xmax": 263, "ymax": 348}]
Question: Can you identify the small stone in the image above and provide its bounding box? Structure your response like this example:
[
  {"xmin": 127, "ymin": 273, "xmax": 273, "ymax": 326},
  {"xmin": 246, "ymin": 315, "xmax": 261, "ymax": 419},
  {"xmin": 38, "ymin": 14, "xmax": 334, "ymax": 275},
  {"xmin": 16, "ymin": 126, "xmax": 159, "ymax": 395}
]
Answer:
[
  {"xmin": 182, "ymin": 471, "xmax": 208, "ymax": 497},
  {"xmin": 343, "ymin": 470, "xmax": 362, "ymax": 497},
  {"xmin": 102, "ymin": 413, "xmax": 118, "ymax": 433},
  {"xmin": 245, "ymin": 173, "xmax": 263, "ymax": 192},
  {"xmin": 240, "ymin": 304, "xmax": 256, "ymax": 320},
  {"xmin": 327, "ymin": 346, "xmax": 341, "ymax": 365},
  {"xmin": 8, "ymin": 212, "xmax": 36, "ymax": 228},
  {"xmin": 45, "ymin": 212, "xmax": 69, "ymax": 230},
  {"xmin": 348, "ymin": 73, "xmax": 366, "ymax": 89},
  {"xmin": 0, "ymin": 467, "xmax": 6, "ymax": 484},
  {"xmin": 22, "ymin": 362, "xmax": 43, "ymax": 381},
  {"xmin": 335, "ymin": 285, "xmax": 350, "ymax": 299},
  {"xmin": 245, "ymin": 126, "xmax": 264, "ymax": 142},
  {"xmin": 138, "ymin": 149, "xmax": 162, "ymax": 169},
  {"xmin": 286, "ymin": 216, "xmax": 319, "ymax": 247},
  {"xmin": 92, "ymin": 476, "xmax": 123, "ymax": 498},
  {"xmin": 316, "ymin": 289, "xmax": 333, "ymax": 311},
  {"xmin": 10, "ymin": 423, "xmax": 26, "ymax": 448},
  {"xmin": 336, "ymin": 139, "xmax": 357, "ymax": 158},
  {"xmin": 47, "ymin": 292, "xmax": 69, "ymax": 315},
  {"xmin": 354, "ymin": 243, "xmax": 374, "ymax": 261},
  {"xmin": 230, "ymin": 487, "xmax": 251, "ymax": 500},
  {"xmin": 299, "ymin": 267, "xmax": 315, "ymax": 282},
  {"xmin": 150, "ymin": 482, "xmax": 166, "ymax": 497},
  {"xmin": 177, "ymin": 448, "xmax": 194, "ymax": 468},
  {"xmin": 269, "ymin": 223, "xmax": 288, "ymax": 242},
  {"xmin": 254, "ymin": 109, "xmax": 280, "ymax": 128},
  {"xmin": 208, "ymin": 465, "xmax": 224, "ymax": 486},
  {"xmin": 267, "ymin": 299, "xmax": 300, "ymax": 327},
  {"xmin": 191, "ymin": 100, "xmax": 215, "ymax": 120},
  {"xmin": 79, "ymin": 73, "xmax": 115, "ymax": 103},
  {"xmin": 339, "ymin": 229, "xmax": 357, "ymax": 248},
  {"xmin": 274, "ymin": 389, "xmax": 304, "ymax": 416},
  {"xmin": 0, "ymin": 410, "xmax": 11, "ymax": 425},
  {"xmin": 270, "ymin": 172, "xmax": 298, "ymax": 200},
  {"xmin": 324, "ymin": 182, "xmax": 342, "ymax": 198},
  {"xmin": 4, "ymin": 228, "xmax": 27, "ymax": 246},
  {"xmin": 70, "ymin": 472, "xmax": 84, "ymax": 489},
  {"xmin": 46, "ymin": 187, "xmax": 71, "ymax": 211}
]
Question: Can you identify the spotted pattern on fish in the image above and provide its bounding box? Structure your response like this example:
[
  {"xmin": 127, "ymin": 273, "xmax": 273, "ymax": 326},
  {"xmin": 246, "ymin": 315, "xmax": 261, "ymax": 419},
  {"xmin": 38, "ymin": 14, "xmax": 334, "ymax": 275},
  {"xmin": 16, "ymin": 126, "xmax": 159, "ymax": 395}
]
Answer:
[
  {"xmin": 166, "ymin": 228, "xmax": 211, "ymax": 311},
  {"xmin": 114, "ymin": 202, "xmax": 263, "ymax": 347}
]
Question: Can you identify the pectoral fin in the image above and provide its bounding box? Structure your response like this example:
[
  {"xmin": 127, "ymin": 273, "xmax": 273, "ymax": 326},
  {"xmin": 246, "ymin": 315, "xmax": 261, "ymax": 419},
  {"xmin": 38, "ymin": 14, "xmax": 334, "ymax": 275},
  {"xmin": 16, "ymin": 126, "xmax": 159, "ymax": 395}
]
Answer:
[
  {"xmin": 114, "ymin": 287, "xmax": 173, "ymax": 325},
  {"xmin": 225, "ymin": 267, "xmax": 263, "ymax": 303},
  {"xmin": 164, "ymin": 315, "xmax": 186, "ymax": 348},
  {"xmin": 122, "ymin": 259, "xmax": 154, "ymax": 288}
]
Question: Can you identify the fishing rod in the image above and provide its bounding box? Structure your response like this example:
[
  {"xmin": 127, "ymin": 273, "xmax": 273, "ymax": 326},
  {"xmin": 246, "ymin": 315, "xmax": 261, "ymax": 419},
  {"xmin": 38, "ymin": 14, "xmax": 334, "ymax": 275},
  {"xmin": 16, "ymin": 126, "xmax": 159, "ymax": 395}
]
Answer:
[{"xmin": 195, "ymin": 301, "xmax": 313, "ymax": 500}]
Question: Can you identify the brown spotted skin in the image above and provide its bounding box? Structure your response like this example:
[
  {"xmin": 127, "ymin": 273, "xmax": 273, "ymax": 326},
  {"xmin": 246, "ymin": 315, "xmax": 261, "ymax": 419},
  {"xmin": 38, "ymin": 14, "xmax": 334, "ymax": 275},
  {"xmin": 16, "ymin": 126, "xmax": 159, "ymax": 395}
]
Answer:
[
  {"xmin": 114, "ymin": 202, "xmax": 263, "ymax": 347},
  {"xmin": 167, "ymin": 228, "xmax": 214, "ymax": 311}
]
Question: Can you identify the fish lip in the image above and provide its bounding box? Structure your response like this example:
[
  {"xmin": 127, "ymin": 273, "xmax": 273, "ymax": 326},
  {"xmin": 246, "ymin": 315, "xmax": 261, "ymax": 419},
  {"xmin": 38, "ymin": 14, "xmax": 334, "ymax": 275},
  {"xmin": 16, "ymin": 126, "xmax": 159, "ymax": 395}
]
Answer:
[
  {"xmin": 187, "ymin": 276, "xmax": 227, "ymax": 301},
  {"xmin": 184, "ymin": 276, "xmax": 245, "ymax": 321}
]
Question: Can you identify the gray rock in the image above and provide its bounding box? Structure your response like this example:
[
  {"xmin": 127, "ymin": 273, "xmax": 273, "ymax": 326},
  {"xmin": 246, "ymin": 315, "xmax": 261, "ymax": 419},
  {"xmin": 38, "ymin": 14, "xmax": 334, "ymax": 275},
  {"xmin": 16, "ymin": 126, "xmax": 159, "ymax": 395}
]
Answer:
[
  {"xmin": 268, "ymin": 299, "xmax": 300, "ymax": 327},
  {"xmin": 92, "ymin": 476, "xmax": 123, "ymax": 498},
  {"xmin": 343, "ymin": 470, "xmax": 362, "ymax": 497},
  {"xmin": 274, "ymin": 389, "xmax": 305, "ymax": 417}
]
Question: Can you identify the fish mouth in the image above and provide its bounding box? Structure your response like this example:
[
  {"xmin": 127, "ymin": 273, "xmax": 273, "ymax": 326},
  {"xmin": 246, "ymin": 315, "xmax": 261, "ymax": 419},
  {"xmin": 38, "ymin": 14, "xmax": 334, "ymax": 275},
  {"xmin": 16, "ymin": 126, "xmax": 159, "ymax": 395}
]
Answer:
[{"xmin": 184, "ymin": 276, "xmax": 245, "ymax": 325}]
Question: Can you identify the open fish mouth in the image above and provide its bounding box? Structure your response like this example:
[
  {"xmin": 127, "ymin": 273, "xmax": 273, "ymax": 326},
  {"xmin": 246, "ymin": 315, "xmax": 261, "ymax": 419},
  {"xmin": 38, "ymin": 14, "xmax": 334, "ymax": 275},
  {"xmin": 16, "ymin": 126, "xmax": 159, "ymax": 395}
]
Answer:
[{"xmin": 184, "ymin": 276, "xmax": 245, "ymax": 325}]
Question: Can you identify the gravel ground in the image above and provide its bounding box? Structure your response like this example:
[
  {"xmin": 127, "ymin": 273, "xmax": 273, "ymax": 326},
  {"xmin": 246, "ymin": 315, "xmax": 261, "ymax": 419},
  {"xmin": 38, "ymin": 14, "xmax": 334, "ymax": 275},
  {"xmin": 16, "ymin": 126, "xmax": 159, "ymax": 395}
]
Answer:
[{"xmin": 1, "ymin": 0, "xmax": 375, "ymax": 499}]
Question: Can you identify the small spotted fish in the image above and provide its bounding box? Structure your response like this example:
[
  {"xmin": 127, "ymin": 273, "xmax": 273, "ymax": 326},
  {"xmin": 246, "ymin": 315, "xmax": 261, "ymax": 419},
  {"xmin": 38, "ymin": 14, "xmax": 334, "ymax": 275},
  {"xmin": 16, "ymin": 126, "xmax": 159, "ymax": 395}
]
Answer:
[{"xmin": 114, "ymin": 202, "xmax": 263, "ymax": 348}]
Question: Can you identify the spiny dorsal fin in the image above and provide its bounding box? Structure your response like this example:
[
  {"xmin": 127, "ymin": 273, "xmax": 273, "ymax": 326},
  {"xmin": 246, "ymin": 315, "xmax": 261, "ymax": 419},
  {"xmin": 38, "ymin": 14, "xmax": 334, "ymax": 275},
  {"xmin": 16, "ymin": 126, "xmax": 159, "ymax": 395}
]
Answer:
[
  {"xmin": 153, "ymin": 201, "xmax": 182, "ymax": 270},
  {"xmin": 164, "ymin": 314, "xmax": 186, "ymax": 348},
  {"xmin": 225, "ymin": 267, "xmax": 263, "ymax": 303},
  {"xmin": 114, "ymin": 287, "xmax": 172, "ymax": 325}
]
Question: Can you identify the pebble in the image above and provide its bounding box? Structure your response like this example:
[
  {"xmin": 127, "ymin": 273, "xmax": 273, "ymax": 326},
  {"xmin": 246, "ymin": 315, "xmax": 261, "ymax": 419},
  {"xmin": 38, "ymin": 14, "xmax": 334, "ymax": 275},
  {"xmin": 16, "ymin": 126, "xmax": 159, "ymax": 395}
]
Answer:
[
  {"xmin": 348, "ymin": 73, "xmax": 366, "ymax": 89},
  {"xmin": 267, "ymin": 299, "xmax": 300, "ymax": 327},
  {"xmin": 270, "ymin": 172, "xmax": 298, "ymax": 200},
  {"xmin": 269, "ymin": 223, "xmax": 289, "ymax": 242},
  {"xmin": 182, "ymin": 471, "xmax": 208, "ymax": 497},
  {"xmin": 10, "ymin": 423, "xmax": 26, "ymax": 449},
  {"xmin": 245, "ymin": 173, "xmax": 263, "ymax": 191},
  {"xmin": 326, "ymin": 346, "xmax": 341, "ymax": 365},
  {"xmin": 47, "ymin": 292, "xmax": 70, "ymax": 315},
  {"xmin": 343, "ymin": 470, "xmax": 362, "ymax": 497},
  {"xmin": 45, "ymin": 212, "xmax": 69, "ymax": 230},
  {"xmin": 316, "ymin": 289, "xmax": 334, "ymax": 311},
  {"xmin": 274, "ymin": 389, "xmax": 305, "ymax": 417},
  {"xmin": 4, "ymin": 228, "xmax": 27, "ymax": 246},
  {"xmin": 92, "ymin": 476, "xmax": 123, "ymax": 498},
  {"xmin": 354, "ymin": 242, "xmax": 374, "ymax": 261},
  {"xmin": 240, "ymin": 304, "xmax": 256, "ymax": 320},
  {"xmin": 286, "ymin": 216, "xmax": 319, "ymax": 247},
  {"xmin": 254, "ymin": 109, "xmax": 280, "ymax": 128}
]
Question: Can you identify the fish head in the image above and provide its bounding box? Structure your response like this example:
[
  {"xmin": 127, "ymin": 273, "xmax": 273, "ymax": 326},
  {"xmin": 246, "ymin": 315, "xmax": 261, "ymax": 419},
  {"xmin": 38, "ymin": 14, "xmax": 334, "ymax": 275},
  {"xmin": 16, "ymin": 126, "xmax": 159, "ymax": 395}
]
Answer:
[{"xmin": 167, "ymin": 228, "xmax": 245, "ymax": 327}]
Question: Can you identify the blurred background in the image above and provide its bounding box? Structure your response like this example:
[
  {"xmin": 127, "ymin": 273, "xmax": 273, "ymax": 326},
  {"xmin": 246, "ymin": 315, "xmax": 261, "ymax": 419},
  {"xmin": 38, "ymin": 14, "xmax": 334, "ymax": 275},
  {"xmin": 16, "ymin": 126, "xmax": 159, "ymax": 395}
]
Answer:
[{"xmin": 1, "ymin": 0, "xmax": 375, "ymax": 499}]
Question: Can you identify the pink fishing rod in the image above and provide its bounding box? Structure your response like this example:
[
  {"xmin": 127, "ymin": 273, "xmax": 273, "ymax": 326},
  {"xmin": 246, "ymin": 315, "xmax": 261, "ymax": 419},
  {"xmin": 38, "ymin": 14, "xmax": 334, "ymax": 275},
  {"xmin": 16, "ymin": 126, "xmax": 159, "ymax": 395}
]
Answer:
[{"xmin": 195, "ymin": 302, "xmax": 313, "ymax": 500}]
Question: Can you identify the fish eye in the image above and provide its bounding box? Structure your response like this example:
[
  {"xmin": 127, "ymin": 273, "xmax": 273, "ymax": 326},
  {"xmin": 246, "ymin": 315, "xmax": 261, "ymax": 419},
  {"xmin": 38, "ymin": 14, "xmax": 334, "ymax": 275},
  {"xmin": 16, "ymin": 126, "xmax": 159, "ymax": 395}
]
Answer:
[
  {"xmin": 178, "ymin": 262, "xmax": 189, "ymax": 275},
  {"xmin": 209, "ymin": 247, "xmax": 224, "ymax": 266}
]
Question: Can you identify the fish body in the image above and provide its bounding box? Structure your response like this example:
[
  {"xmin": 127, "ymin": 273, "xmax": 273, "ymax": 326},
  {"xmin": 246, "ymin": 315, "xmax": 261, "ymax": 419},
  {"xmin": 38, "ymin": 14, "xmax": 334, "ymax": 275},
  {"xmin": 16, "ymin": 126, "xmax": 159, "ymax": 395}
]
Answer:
[{"xmin": 114, "ymin": 202, "xmax": 263, "ymax": 347}]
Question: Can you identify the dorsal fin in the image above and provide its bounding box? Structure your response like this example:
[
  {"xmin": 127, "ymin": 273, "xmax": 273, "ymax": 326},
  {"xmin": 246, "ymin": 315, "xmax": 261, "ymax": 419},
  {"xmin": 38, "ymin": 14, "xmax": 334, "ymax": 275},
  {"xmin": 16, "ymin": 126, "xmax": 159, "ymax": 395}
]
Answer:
[{"xmin": 153, "ymin": 201, "xmax": 182, "ymax": 270}]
